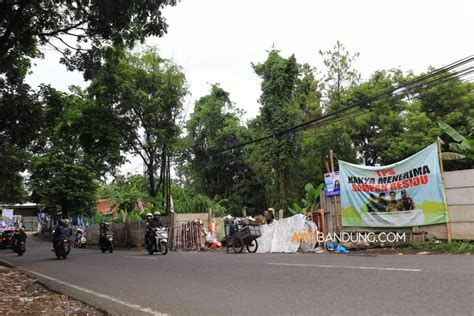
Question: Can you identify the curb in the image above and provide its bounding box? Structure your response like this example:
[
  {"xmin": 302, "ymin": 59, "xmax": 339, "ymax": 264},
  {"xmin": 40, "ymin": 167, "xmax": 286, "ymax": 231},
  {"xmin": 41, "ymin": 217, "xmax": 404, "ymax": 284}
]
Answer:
[{"xmin": 0, "ymin": 258, "xmax": 16, "ymax": 269}]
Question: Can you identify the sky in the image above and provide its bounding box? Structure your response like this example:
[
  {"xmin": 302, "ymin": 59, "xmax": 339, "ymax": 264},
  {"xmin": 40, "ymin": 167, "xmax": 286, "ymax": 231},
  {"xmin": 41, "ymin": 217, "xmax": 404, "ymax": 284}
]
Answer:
[{"xmin": 25, "ymin": 0, "xmax": 474, "ymax": 174}]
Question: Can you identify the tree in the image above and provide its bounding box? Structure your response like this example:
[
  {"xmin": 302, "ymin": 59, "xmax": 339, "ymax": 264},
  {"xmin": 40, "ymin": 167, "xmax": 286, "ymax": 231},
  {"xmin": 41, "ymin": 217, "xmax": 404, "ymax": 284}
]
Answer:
[
  {"xmin": 319, "ymin": 40, "xmax": 361, "ymax": 112},
  {"xmin": 250, "ymin": 49, "xmax": 319, "ymax": 210},
  {"xmin": 0, "ymin": 0, "xmax": 177, "ymax": 77},
  {"xmin": 0, "ymin": 0, "xmax": 176, "ymax": 203},
  {"xmin": 181, "ymin": 84, "xmax": 265, "ymax": 214},
  {"xmin": 88, "ymin": 47, "xmax": 188, "ymax": 198},
  {"xmin": 29, "ymin": 87, "xmax": 99, "ymax": 217}
]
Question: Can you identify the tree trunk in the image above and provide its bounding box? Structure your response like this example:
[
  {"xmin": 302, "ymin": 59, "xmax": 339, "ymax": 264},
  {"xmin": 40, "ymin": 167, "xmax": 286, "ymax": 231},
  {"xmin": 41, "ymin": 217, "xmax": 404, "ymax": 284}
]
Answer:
[{"xmin": 147, "ymin": 161, "xmax": 157, "ymax": 197}]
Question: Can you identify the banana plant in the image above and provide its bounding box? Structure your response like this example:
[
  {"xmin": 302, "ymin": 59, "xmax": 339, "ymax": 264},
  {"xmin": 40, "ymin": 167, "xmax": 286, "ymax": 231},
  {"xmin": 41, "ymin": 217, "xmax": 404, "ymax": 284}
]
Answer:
[
  {"xmin": 438, "ymin": 120, "xmax": 473, "ymax": 161},
  {"xmin": 288, "ymin": 183, "xmax": 324, "ymax": 215}
]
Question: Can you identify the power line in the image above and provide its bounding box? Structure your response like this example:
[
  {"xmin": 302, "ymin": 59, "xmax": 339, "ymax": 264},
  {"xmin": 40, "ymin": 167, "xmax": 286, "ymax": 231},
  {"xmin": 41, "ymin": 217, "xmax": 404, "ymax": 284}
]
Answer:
[{"xmin": 220, "ymin": 55, "xmax": 474, "ymax": 152}]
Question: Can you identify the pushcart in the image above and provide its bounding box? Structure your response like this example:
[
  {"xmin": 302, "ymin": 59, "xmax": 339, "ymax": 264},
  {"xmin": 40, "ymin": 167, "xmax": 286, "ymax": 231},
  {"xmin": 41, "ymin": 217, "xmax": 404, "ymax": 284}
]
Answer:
[{"xmin": 224, "ymin": 224, "xmax": 261, "ymax": 253}]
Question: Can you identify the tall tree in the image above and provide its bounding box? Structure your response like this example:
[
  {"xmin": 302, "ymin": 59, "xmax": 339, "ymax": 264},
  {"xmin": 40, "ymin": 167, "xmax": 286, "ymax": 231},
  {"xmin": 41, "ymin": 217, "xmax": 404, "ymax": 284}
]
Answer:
[
  {"xmin": 29, "ymin": 87, "xmax": 99, "ymax": 217},
  {"xmin": 0, "ymin": 0, "xmax": 177, "ymax": 203},
  {"xmin": 251, "ymin": 50, "xmax": 305, "ymax": 210},
  {"xmin": 181, "ymin": 84, "xmax": 265, "ymax": 214},
  {"xmin": 319, "ymin": 40, "xmax": 361, "ymax": 112},
  {"xmin": 88, "ymin": 47, "xmax": 188, "ymax": 197}
]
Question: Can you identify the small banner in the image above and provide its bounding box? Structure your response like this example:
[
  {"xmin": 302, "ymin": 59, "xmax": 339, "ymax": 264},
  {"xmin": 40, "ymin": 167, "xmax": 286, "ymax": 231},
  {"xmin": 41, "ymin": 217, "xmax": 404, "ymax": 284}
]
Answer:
[
  {"xmin": 339, "ymin": 143, "xmax": 449, "ymax": 227},
  {"xmin": 324, "ymin": 171, "xmax": 341, "ymax": 196}
]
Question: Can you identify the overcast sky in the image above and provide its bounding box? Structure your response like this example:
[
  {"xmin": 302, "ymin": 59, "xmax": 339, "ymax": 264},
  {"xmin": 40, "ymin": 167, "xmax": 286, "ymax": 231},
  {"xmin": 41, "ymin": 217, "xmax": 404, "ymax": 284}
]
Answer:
[{"xmin": 26, "ymin": 0, "xmax": 474, "ymax": 174}]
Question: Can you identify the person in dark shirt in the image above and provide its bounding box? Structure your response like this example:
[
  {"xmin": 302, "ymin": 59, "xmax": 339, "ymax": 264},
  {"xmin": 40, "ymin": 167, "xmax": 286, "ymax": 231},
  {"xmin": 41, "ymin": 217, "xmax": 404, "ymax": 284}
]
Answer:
[
  {"xmin": 401, "ymin": 189, "xmax": 415, "ymax": 210},
  {"xmin": 367, "ymin": 194, "xmax": 379, "ymax": 213},
  {"xmin": 146, "ymin": 211, "xmax": 163, "ymax": 249},
  {"xmin": 265, "ymin": 208, "xmax": 275, "ymax": 224},
  {"xmin": 378, "ymin": 192, "xmax": 388, "ymax": 212}
]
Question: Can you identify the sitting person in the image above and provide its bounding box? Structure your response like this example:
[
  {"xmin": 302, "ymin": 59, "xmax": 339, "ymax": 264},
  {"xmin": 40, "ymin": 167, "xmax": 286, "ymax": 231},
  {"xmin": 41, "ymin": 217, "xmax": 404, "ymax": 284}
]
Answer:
[
  {"xmin": 99, "ymin": 222, "xmax": 111, "ymax": 247},
  {"xmin": 145, "ymin": 212, "xmax": 163, "ymax": 249}
]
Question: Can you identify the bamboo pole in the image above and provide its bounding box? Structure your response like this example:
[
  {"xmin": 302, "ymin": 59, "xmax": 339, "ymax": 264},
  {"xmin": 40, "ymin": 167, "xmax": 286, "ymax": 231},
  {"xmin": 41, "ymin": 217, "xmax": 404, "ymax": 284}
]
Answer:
[
  {"xmin": 330, "ymin": 150, "xmax": 341, "ymax": 232},
  {"xmin": 437, "ymin": 140, "xmax": 452, "ymax": 243}
]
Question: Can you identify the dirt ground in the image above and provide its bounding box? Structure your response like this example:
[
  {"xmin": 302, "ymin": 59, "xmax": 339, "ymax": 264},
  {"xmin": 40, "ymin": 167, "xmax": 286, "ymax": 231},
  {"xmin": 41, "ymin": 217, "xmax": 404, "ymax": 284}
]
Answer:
[{"xmin": 0, "ymin": 266, "xmax": 103, "ymax": 315}]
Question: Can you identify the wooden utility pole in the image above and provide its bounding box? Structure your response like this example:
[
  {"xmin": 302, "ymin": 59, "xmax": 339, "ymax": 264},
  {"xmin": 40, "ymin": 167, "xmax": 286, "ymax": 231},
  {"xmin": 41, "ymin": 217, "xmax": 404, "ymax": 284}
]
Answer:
[
  {"xmin": 437, "ymin": 140, "xmax": 452, "ymax": 243},
  {"xmin": 330, "ymin": 150, "xmax": 341, "ymax": 232}
]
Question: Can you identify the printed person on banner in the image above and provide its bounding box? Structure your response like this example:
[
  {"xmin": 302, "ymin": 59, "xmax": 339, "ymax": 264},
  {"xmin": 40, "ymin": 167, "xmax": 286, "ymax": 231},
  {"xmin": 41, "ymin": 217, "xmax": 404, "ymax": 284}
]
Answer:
[{"xmin": 387, "ymin": 191, "xmax": 403, "ymax": 212}]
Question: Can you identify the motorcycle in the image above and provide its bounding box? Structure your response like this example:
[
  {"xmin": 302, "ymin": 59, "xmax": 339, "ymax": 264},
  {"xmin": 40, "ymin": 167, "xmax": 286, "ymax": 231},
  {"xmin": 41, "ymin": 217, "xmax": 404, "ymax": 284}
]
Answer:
[
  {"xmin": 11, "ymin": 235, "xmax": 26, "ymax": 256},
  {"xmin": 74, "ymin": 228, "xmax": 87, "ymax": 248},
  {"xmin": 54, "ymin": 237, "xmax": 70, "ymax": 259},
  {"xmin": 146, "ymin": 227, "xmax": 168, "ymax": 255},
  {"xmin": 100, "ymin": 232, "xmax": 113, "ymax": 253},
  {"xmin": 0, "ymin": 230, "xmax": 14, "ymax": 249}
]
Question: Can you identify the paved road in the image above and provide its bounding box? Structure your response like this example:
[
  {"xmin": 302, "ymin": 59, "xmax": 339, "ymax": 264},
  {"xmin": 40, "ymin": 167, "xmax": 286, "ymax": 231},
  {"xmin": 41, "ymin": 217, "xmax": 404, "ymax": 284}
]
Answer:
[{"xmin": 1, "ymin": 237, "xmax": 473, "ymax": 315}]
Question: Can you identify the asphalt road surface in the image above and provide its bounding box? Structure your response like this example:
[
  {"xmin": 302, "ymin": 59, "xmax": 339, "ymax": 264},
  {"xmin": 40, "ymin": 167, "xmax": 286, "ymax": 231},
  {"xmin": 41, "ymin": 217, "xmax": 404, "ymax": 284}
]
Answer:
[{"xmin": 1, "ymin": 237, "xmax": 473, "ymax": 315}]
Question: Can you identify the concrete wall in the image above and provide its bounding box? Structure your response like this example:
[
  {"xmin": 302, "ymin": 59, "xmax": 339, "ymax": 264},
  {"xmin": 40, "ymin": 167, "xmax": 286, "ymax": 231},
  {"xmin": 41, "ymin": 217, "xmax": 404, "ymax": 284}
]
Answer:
[
  {"xmin": 423, "ymin": 169, "xmax": 474, "ymax": 240},
  {"xmin": 323, "ymin": 169, "xmax": 474, "ymax": 240},
  {"xmin": 85, "ymin": 213, "xmax": 211, "ymax": 248}
]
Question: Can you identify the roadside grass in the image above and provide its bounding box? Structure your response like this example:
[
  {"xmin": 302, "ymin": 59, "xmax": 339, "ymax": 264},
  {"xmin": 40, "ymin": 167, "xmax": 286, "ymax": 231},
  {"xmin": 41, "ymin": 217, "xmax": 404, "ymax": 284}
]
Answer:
[{"xmin": 404, "ymin": 240, "xmax": 474, "ymax": 253}]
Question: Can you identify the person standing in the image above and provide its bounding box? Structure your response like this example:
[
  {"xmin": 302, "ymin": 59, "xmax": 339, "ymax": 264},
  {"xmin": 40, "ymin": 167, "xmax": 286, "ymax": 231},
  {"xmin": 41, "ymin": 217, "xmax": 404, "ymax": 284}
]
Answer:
[{"xmin": 265, "ymin": 208, "xmax": 275, "ymax": 224}]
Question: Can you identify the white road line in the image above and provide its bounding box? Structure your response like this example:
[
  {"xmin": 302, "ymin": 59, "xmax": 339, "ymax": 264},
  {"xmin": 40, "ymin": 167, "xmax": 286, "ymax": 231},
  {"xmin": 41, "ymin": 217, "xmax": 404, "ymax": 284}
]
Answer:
[
  {"xmin": 25, "ymin": 270, "xmax": 166, "ymax": 316},
  {"xmin": 126, "ymin": 256, "xmax": 163, "ymax": 260},
  {"xmin": 268, "ymin": 262, "xmax": 422, "ymax": 272}
]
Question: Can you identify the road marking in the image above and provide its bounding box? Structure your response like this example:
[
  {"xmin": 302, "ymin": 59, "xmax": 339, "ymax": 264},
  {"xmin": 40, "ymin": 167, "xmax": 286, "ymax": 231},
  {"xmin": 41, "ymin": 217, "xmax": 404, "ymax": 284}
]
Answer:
[
  {"xmin": 126, "ymin": 256, "xmax": 163, "ymax": 260},
  {"xmin": 268, "ymin": 262, "xmax": 422, "ymax": 272},
  {"xmin": 25, "ymin": 270, "xmax": 166, "ymax": 315}
]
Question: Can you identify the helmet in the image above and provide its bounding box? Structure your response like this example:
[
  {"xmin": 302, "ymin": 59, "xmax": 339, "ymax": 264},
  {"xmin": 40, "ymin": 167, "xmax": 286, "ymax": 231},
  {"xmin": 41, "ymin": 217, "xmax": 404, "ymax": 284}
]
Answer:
[
  {"xmin": 153, "ymin": 211, "xmax": 161, "ymax": 216},
  {"xmin": 146, "ymin": 213, "xmax": 153, "ymax": 217}
]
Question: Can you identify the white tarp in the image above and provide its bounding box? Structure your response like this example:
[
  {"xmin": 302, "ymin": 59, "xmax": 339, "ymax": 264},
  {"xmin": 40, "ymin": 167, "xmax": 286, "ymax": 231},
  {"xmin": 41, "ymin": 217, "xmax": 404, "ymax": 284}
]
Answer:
[{"xmin": 257, "ymin": 214, "xmax": 317, "ymax": 253}]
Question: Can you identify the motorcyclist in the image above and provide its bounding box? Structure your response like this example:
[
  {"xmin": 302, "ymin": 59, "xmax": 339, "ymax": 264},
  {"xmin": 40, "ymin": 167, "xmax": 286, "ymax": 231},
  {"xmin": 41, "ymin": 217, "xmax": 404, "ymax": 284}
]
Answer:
[
  {"xmin": 52, "ymin": 219, "xmax": 72, "ymax": 251},
  {"xmin": 146, "ymin": 211, "xmax": 163, "ymax": 249},
  {"xmin": 99, "ymin": 222, "xmax": 111, "ymax": 247},
  {"xmin": 11, "ymin": 226, "xmax": 27, "ymax": 247}
]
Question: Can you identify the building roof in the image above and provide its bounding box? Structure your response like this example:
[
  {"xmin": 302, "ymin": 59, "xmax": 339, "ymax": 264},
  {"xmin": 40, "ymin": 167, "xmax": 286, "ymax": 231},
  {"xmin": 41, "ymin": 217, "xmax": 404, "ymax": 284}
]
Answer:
[{"xmin": 96, "ymin": 199, "xmax": 117, "ymax": 214}]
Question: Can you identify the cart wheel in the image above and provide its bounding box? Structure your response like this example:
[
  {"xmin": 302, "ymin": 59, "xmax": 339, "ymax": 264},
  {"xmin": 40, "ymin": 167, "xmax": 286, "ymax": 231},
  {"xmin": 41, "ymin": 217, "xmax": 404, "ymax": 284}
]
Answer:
[
  {"xmin": 232, "ymin": 237, "xmax": 244, "ymax": 253},
  {"xmin": 246, "ymin": 239, "xmax": 258, "ymax": 253}
]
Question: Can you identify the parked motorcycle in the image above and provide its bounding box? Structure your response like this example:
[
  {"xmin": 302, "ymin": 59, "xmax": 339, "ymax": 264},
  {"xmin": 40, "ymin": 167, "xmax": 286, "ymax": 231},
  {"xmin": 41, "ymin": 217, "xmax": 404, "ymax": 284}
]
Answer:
[
  {"xmin": 146, "ymin": 227, "xmax": 168, "ymax": 255},
  {"xmin": 54, "ymin": 237, "xmax": 70, "ymax": 259},
  {"xmin": 74, "ymin": 228, "xmax": 87, "ymax": 248},
  {"xmin": 100, "ymin": 232, "xmax": 113, "ymax": 253}
]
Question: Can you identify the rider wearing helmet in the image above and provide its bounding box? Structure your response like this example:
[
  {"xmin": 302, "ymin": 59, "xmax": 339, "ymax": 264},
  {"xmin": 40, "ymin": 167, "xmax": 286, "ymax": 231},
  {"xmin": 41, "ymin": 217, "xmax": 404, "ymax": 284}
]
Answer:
[
  {"xmin": 145, "ymin": 211, "xmax": 163, "ymax": 249},
  {"xmin": 99, "ymin": 222, "xmax": 110, "ymax": 249}
]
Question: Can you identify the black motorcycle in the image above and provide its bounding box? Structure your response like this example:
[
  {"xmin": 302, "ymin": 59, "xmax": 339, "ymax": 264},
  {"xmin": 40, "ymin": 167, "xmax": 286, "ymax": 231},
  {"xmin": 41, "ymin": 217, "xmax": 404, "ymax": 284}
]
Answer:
[
  {"xmin": 99, "ymin": 233, "xmax": 113, "ymax": 253},
  {"xmin": 11, "ymin": 235, "xmax": 26, "ymax": 256},
  {"xmin": 54, "ymin": 237, "xmax": 70, "ymax": 259}
]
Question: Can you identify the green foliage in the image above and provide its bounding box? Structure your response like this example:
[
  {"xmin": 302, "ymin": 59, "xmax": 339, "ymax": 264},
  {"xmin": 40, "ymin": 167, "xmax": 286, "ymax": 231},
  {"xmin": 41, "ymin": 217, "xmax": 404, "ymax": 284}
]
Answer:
[
  {"xmin": 171, "ymin": 186, "xmax": 227, "ymax": 217},
  {"xmin": 438, "ymin": 120, "xmax": 473, "ymax": 161},
  {"xmin": 98, "ymin": 174, "xmax": 150, "ymax": 213},
  {"xmin": 288, "ymin": 183, "xmax": 324, "ymax": 215},
  {"xmin": 407, "ymin": 240, "xmax": 474, "ymax": 253},
  {"xmin": 29, "ymin": 87, "xmax": 99, "ymax": 217},
  {"xmin": 319, "ymin": 40, "xmax": 361, "ymax": 111},
  {"xmin": 180, "ymin": 84, "xmax": 265, "ymax": 214},
  {"xmin": 89, "ymin": 47, "xmax": 188, "ymax": 197},
  {"xmin": 0, "ymin": 0, "xmax": 176, "ymax": 202},
  {"xmin": 250, "ymin": 49, "xmax": 321, "ymax": 210}
]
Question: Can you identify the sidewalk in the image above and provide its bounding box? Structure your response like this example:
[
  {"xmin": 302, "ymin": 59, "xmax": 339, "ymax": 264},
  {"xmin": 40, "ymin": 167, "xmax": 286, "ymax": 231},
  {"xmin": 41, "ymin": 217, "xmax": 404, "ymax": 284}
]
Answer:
[{"xmin": 0, "ymin": 266, "xmax": 103, "ymax": 315}]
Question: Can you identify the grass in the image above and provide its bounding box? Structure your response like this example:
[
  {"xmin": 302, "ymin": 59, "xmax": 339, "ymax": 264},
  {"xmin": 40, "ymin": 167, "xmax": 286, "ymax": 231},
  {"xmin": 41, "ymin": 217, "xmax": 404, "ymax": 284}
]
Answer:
[{"xmin": 405, "ymin": 240, "xmax": 474, "ymax": 253}]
